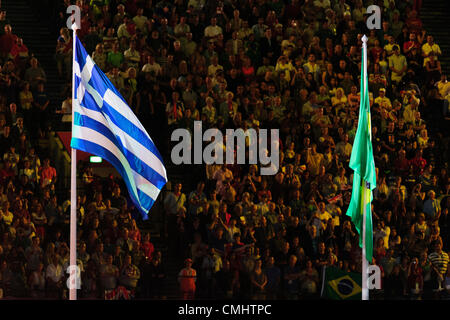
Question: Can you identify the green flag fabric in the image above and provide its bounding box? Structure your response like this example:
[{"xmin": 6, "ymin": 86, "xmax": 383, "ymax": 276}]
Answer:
[
  {"xmin": 321, "ymin": 266, "xmax": 362, "ymax": 300},
  {"xmin": 346, "ymin": 43, "xmax": 377, "ymax": 263}
]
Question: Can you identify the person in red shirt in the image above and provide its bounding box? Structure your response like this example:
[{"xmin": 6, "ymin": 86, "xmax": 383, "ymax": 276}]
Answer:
[
  {"xmin": 406, "ymin": 10, "xmax": 423, "ymax": 34},
  {"xmin": 241, "ymin": 56, "xmax": 255, "ymax": 83},
  {"xmin": 178, "ymin": 258, "xmax": 197, "ymax": 299},
  {"xmin": 12, "ymin": 198, "xmax": 30, "ymax": 221},
  {"xmin": 77, "ymin": 14, "xmax": 91, "ymax": 40},
  {"xmin": 370, "ymin": 39, "xmax": 383, "ymax": 63},
  {"xmin": 394, "ymin": 149, "xmax": 410, "ymax": 177},
  {"xmin": 403, "ymin": 33, "xmax": 421, "ymax": 58},
  {"xmin": 126, "ymin": 18, "xmax": 137, "ymax": 38},
  {"xmin": 0, "ymin": 160, "xmax": 15, "ymax": 182},
  {"xmin": 0, "ymin": 24, "xmax": 17, "ymax": 59},
  {"xmin": 141, "ymin": 232, "xmax": 154, "ymax": 261},
  {"xmin": 407, "ymin": 257, "xmax": 423, "ymax": 297},
  {"xmin": 410, "ymin": 149, "xmax": 427, "ymax": 176},
  {"xmin": 9, "ymin": 37, "xmax": 28, "ymax": 69},
  {"xmin": 128, "ymin": 219, "xmax": 141, "ymax": 243},
  {"xmin": 257, "ymin": 179, "xmax": 272, "ymax": 202},
  {"xmin": 39, "ymin": 158, "xmax": 57, "ymax": 187}
]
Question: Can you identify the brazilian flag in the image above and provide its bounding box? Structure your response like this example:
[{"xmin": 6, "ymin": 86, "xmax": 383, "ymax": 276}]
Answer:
[
  {"xmin": 345, "ymin": 40, "xmax": 376, "ymax": 263},
  {"xmin": 321, "ymin": 266, "xmax": 362, "ymax": 300}
]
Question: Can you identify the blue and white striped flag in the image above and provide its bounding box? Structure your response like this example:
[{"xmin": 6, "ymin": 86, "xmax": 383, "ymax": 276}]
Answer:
[{"xmin": 71, "ymin": 35, "xmax": 167, "ymax": 220}]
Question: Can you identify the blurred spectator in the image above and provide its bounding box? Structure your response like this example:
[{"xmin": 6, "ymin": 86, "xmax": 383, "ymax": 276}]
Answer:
[{"xmin": 178, "ymin": 257, "xmax": 196, "ymax": 300}]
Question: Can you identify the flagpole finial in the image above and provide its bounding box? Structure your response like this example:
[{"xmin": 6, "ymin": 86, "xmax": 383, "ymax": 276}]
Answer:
[{"xmin": 361, "ymin": 35, "xmax": 368, "ymax": 43}]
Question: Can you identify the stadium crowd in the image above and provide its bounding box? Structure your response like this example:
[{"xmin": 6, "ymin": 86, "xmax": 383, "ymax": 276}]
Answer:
[{"xmin": 0, "ymin": 0, "xmax": 448, "ymax": 300}]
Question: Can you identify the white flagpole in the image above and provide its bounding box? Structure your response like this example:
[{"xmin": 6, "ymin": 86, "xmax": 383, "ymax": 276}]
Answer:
[
  {"xmin": 361, "ymin": 34, "xmax": 369, "ymax": 301},
  {"xmin": 362, "ymin": 180, "xmax": 369, "ymax": 300},
  {"xmin": 69, "ymin": 22, "xmax": 78, "ymax": 301}
]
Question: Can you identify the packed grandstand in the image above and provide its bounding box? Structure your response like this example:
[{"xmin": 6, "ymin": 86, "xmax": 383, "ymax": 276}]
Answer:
[{"xmin": 0, "ymin": 0, "xmax": 448, "ymax": 300}]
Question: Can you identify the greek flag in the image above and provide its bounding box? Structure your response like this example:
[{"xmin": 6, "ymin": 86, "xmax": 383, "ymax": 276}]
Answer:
[{"xmin": 71, "ymin": 35, "xmax": 167, "ymax": 220}]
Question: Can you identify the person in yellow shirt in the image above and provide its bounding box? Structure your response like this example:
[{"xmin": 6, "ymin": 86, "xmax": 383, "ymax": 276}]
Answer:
[
  {"xmin": 417, "ymin": 128, "xmax": 429, "ymax": 148},
  {"xmin": 389, "ymin": 46, "xmax": 407, "ymax": 83},
  {"xmin": 347, "ymin": 85, "xmax": 360, "ymax": 108},
  {"xmin": 374, "ymin": 88, "xmax": 392, "ymax": 110},
  {"xmin": 19, "ymin": 82, "xmax": 33, "ymax": 121},
  {"xmin": 202, "ymin": 97, "xmax": 216, "ymax": 126},
  {"xmin": 422, "ymin": 35, "xmax": 442, "ymax": 66},
  {"xmin": 207, "ymin": 55, "xmax": 223, "ymax": 77},
  {"xmin": 1, "ymin": 200, "xmax": 13, "ymax": 227},
  {"xmin": 281, "ymin": 35, "xmax": 296, "ymax": 57},
  {"xmin": 436, "ymin": 74, "xmax": 449, "ymax": 97},
  {"xmin": 132, "ymin": 8, "xmax": 149, "ymax": 35},
  {"xmin": 275, "ymin": 55, "xmax": 296, "ymax": 82},
  {"xmin": 315, "ymin": 201, "xmax": 332, "ymax": 231},
  {"xmin": 435, "ymin": 75, "xmax": 450, "ymax": 115},
  {"xmin": 384, "ymin": 35, "xmax": 399, "ymax": 56},
  {"xmin": 236, "ymin": 20, "xmax": 253, "ymax": 40},
  {"xmin": 335, "ymin": 133, "xmax": 352, "ymax": 161},
  {"xmin": 303, "ymin": 53, "xmax": 321, "ymax": 83},
  {"xmin": 306, "ymin": 144, "xmax": 324, "ymax": 177},
  {"xmin": 204, "ymin": 17, "xmax": 223, "ymax": 40},
  {"xmin": 402, "ymin": 97, "xmax": 419, "ymax": 124},
  {"xmin": 331, "ymin": 88, "xmax": 347, "ymax": 115},
  {"xmin": 352, "ymin": 0, "xmax": 366, "ymax": 24}
]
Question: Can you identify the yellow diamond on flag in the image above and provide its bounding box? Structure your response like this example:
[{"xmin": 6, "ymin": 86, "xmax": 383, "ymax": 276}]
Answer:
[{"xmin": 328, "ymin": 275, "xmax": 362, "ymax": 299}]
